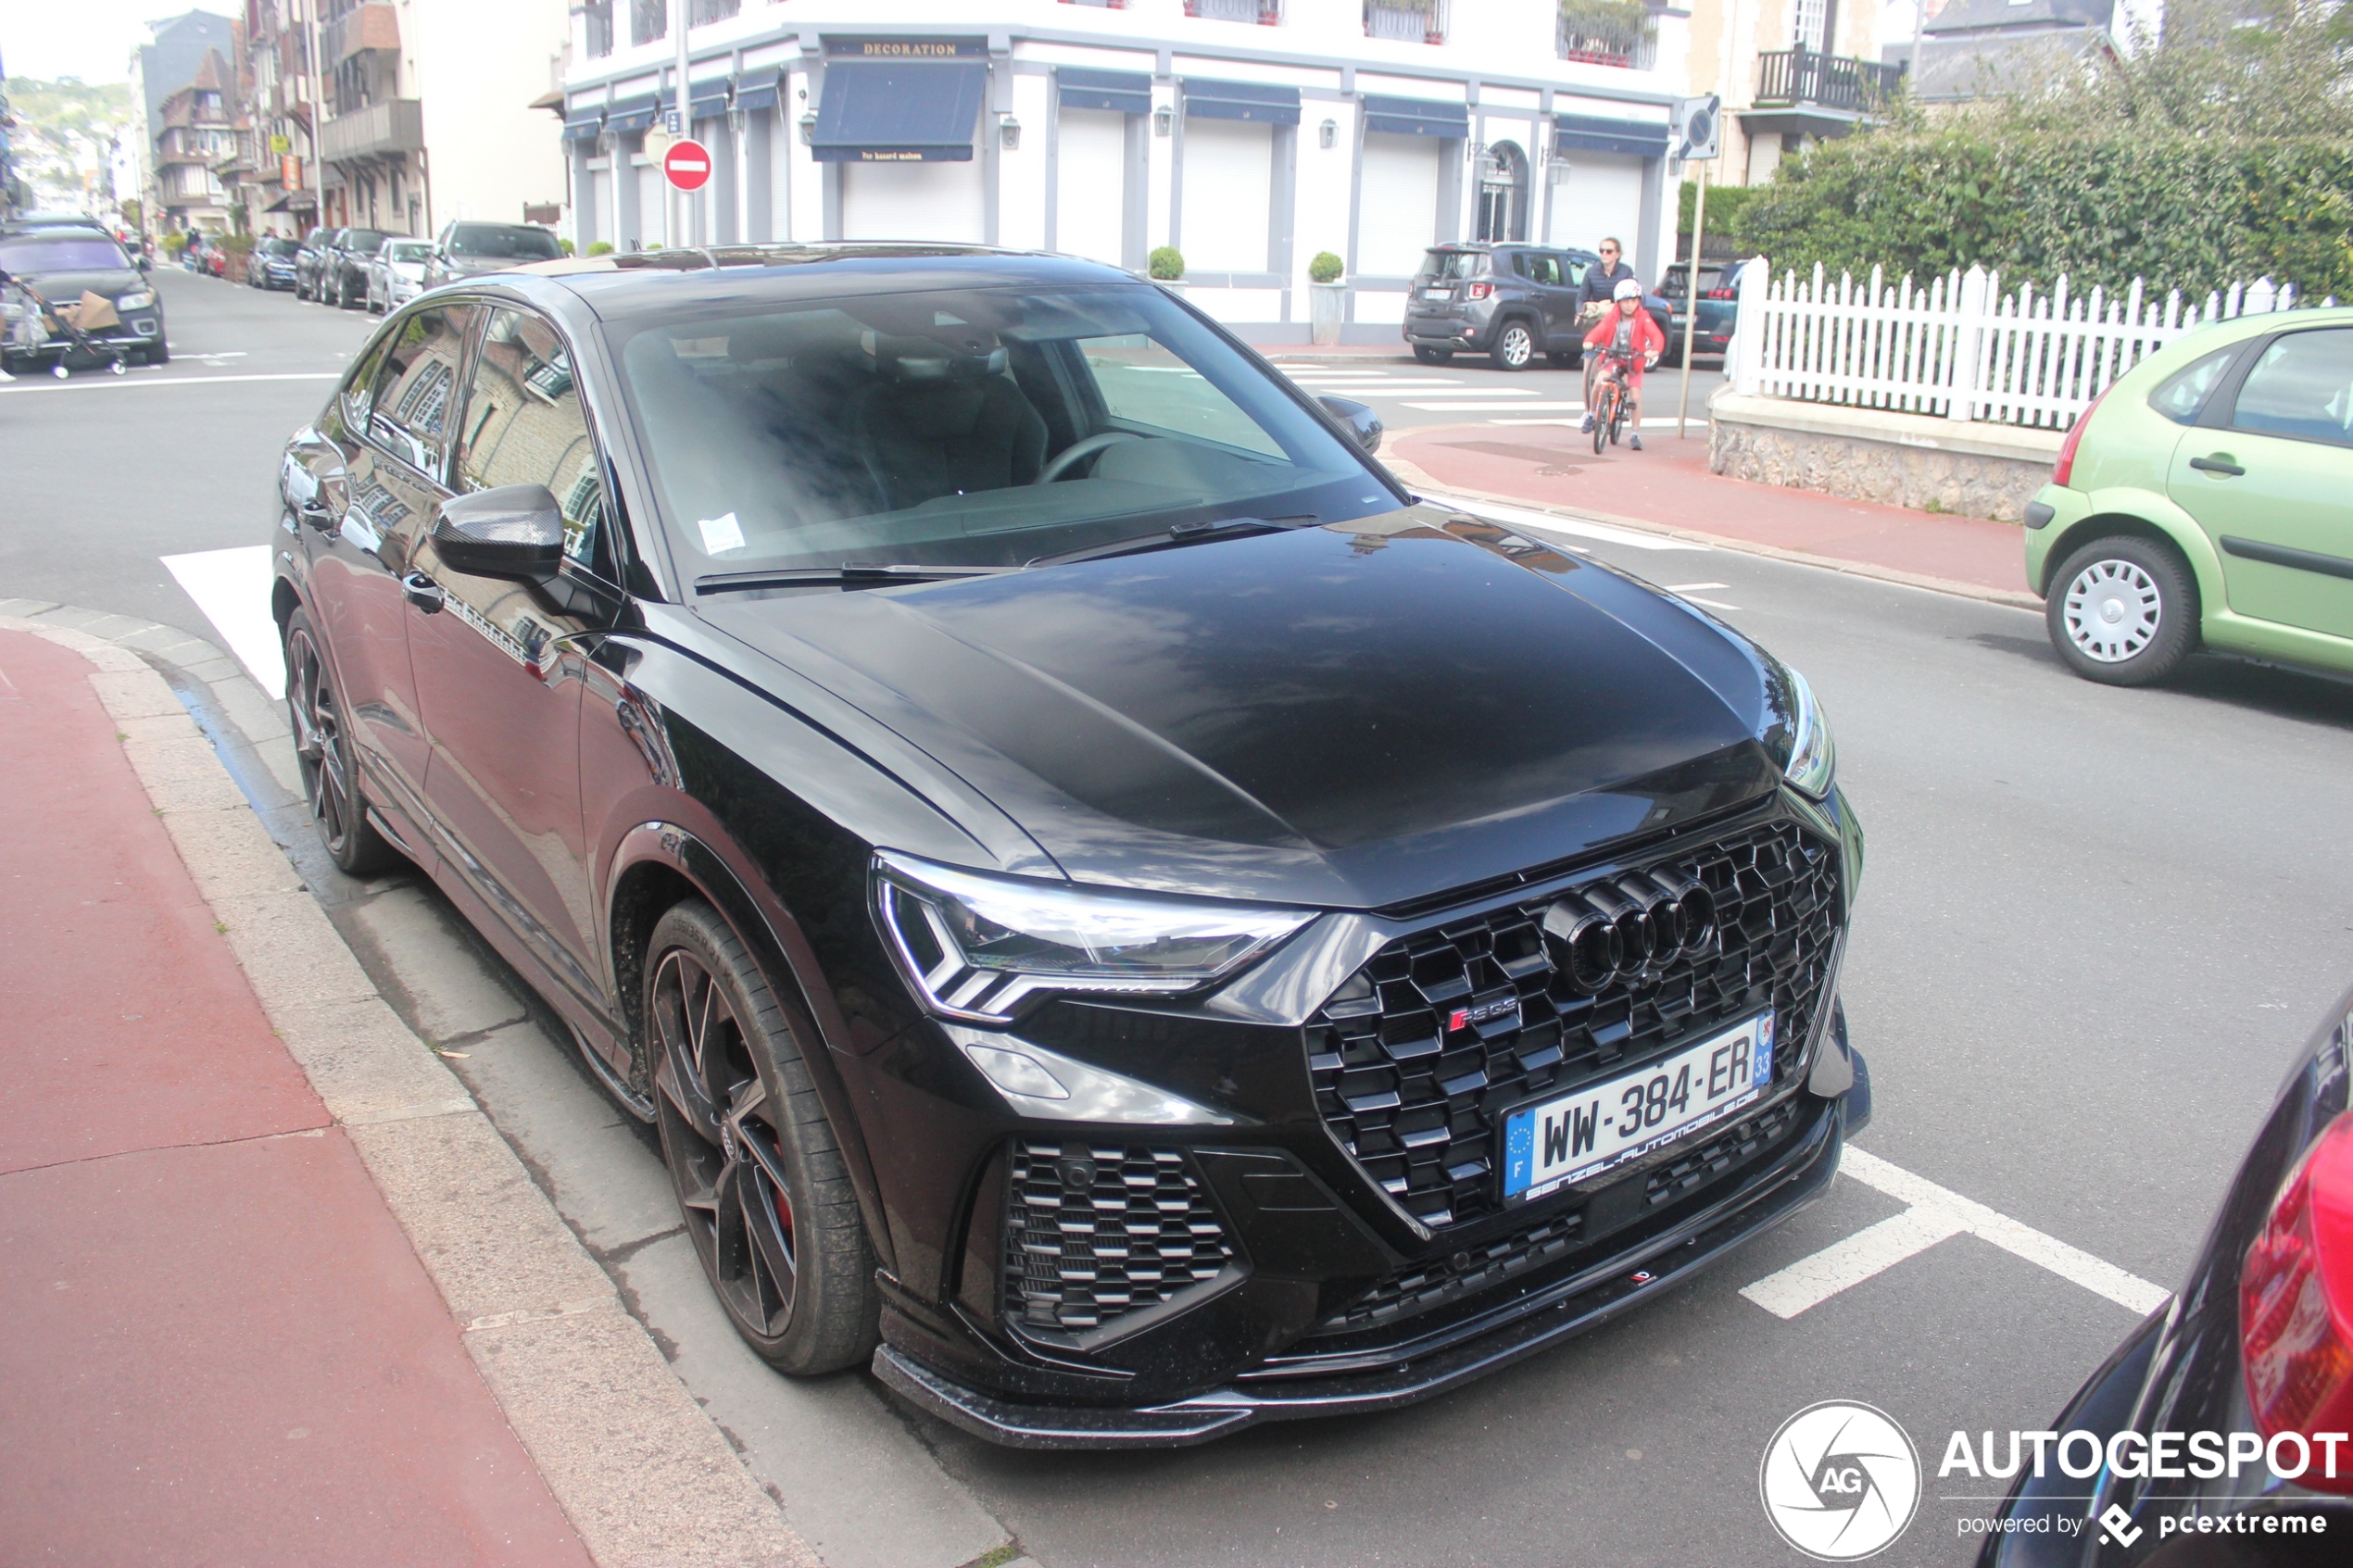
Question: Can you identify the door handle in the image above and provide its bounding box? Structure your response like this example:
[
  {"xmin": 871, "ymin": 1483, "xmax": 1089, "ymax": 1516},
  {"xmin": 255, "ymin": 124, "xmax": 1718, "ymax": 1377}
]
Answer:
[
  {"xmin": 2189, "ymin": 455, "xmax": 2246, "ymax": 477},
  {"xmin": 401, "ymin": 571, "xmax": 445, "ymax": 613}
]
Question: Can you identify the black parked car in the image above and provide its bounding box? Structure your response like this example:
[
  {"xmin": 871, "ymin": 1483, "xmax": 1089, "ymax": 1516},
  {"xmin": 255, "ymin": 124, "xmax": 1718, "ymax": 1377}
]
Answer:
[
  {"xmin": 0, "ymin": 226, "xmax": 167, "ymax": 367},
  {"xmin": 271, "ymin": 244, "xmax": 1867, "ymax": 1448},
  {"xmin": 1404, "ymin": 243, "xmax": 1673, "ymax": 371},
  {"xmin": 1980, "ymin": 990, "xmax": 2353, "ymax": 1564},
  {"xmin": 294, "ymin": 228, "xmax": 340, "ymax": 301},
  {"xmin": 422, "ymin": 220, "xmax": 565, "ymax": 289},
  {"xmin": 247, "ymin": 234, "xmax": 300, "ymax": 291},
  {"xmin": 318, "ymin": 227, "xmax": 388, "ymax": 309}
]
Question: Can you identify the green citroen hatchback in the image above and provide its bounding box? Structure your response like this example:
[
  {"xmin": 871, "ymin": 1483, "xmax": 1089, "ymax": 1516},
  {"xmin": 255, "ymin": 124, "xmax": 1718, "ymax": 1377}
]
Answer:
[{"xmin": 2026, "ymin": 306, "xmax": 2353, "ymax": 684}]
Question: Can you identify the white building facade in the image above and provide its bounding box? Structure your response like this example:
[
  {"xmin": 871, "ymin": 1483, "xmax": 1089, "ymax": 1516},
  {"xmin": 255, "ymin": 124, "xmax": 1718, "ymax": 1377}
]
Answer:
[{"xmin": 560, "ymin": 0, "xmax": 1692, "ymax": 344}]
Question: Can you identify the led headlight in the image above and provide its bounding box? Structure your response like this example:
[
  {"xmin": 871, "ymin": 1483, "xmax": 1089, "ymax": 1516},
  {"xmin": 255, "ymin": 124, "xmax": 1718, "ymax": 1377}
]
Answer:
[
  {"xmin": 1769, "ymin": 662, "xmax": 1836, "ymax": 799},
  {"xmin": 873, "ymin": 850, "xmax": 1312, "ymax": 1024},
  {"xmin": 117, "ymin": 289, "xmax": 156, "ymax": 311}
]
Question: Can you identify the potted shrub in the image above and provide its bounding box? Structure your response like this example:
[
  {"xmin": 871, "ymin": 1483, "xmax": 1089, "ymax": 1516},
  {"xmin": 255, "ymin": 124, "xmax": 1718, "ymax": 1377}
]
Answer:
[
  {"xmin": 1148, "ymin": 245, "xmax": 1185, "ymax": 287},
  {"xmin": 1307, "ymin": 250, "xmax": 1346, "ymax": 345}
]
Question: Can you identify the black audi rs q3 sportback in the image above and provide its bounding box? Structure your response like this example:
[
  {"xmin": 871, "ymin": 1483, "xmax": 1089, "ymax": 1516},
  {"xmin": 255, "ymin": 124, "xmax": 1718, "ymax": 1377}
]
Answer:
[{"xmin": 271, "ymin": 244, "xmax": 1869, "ymax": 1448}]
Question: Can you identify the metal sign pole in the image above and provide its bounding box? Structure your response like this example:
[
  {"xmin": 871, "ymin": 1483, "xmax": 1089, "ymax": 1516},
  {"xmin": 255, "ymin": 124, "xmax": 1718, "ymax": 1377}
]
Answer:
[
  {"xmin": 672, "ymin": 0, "xmax": 692, "ymax": 249},
  {"xmin": 1676, "ymin": 162, "xmax": 1708, "ymax": 442}
]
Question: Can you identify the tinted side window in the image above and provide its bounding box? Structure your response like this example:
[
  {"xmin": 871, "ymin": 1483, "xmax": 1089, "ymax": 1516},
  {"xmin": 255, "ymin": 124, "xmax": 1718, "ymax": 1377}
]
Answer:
[
  {"xmin": 1514, "ymin": 253, "xmax": 1562, "ymax": 286},
  {"xmin": 2230, "ymin": 329, "xmax": 2353, "ymax": 446},
  {"xmin": 368, "ymin": 303, "xmax": 479, "ymax": 475},
  {"xmin": 2147, "ymin": 345, "xmax": 2241, "ymax": 426},
  {"xmin": 457, "ymin": 307, "xmax": 607, "ymax": 571},
  {"xmin": 337, "ymin": 332, "xmax": 394, "ymax": 434}
]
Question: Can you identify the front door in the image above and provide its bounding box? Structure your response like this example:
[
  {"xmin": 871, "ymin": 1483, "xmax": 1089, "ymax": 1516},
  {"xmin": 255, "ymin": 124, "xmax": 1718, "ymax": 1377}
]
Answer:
[
  {"xmin": 406, "ymin": 304, "xmax": 617, "ymax": 1007},
  {"xmin": 2169, "ymin": 326, "xmax": 2353, "ymax": 641}
]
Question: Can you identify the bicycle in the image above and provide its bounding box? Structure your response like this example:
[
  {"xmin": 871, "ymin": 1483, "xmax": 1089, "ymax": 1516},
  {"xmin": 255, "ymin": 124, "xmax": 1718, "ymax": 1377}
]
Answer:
[{"xmin": 1589, "ymin": 351, "xmax": 1635, "ymax": 455}]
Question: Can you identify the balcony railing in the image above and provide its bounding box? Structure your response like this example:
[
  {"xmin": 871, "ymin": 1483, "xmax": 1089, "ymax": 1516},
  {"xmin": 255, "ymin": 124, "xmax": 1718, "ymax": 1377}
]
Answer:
[
  {"xmin": 321, "ymin": 2, "xmax": 399, "ymax": 69},
  {"xmin": 1187, "ymin": 0, "xmax": 1283, "ymax": 20},
  {"xmin": 1556, "ymin": 2, "xmax": 1657, "ymax": 69},
  {"xmin": 320, "ymin": 97, "xmax": 424, "ymax": 163},
  {"xmin": 1365, "ymin": 0, "xmax": 1447, "ymax": 44},
  {"xmin": 1753, "ymin": 47, "xmax": 1906, "ymax": 113}
]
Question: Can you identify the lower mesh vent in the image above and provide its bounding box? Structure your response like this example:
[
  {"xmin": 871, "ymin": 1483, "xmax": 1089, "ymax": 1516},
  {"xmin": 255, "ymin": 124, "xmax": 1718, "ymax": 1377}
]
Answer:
[{"xmin": 1006, "ymin": 1142, "xmax": 1234, "ymax": 1335}]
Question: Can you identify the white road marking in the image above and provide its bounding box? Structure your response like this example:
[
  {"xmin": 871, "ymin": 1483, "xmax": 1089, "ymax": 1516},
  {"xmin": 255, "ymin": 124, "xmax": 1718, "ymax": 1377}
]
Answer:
[
  {"xmin": 0, "ymin": 370, "xmax": 337, "ymax": 395},
  {"xmin": 1741, "ymin": 1208, "xmax": 1969, "ymax": 1319},
  {"xmin": 1401, "ymin": 399, "xmax": 1579, "ymax": 411},
  {"xmin": 161, "ymin": 546, "xmax": 283, "ymax": 697},
  {"xmin": 1415, "ymin": 491, "xmax": 1711, "ymax": 554},
  {"xmin": 1379, "ymin": 387, "xmax": 1545, "ymax": 400},
  {"xmin": 1684, "ymin": 596, "xmax": 1741, "ymax": 611},
  {"xmin": 1304, "ymin": 381, "xmax": 1470, "ymax": 392},
  {"xmin": 1741, "ymin": 1146, "xmax": 2171, "ymax": 1321}
]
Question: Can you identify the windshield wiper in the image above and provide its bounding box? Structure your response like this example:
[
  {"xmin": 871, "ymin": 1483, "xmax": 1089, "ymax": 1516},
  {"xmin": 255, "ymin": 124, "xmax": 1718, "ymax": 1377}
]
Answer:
[
  {"xmin": 1029, "ymin": 516, "xmax": 1315, "ymax": 569},
  {"xmin": 695, "ymin": 563, "xmax": 1013, "ymax": 594}
]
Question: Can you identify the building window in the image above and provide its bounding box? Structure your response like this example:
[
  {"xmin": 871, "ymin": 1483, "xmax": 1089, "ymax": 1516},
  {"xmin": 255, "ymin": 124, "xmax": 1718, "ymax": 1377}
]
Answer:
[
  {"xmin": 585, "ymin": 0, "xmax": 614, "ymax": 57},
  {"xmin": 1793, "ymin": 0, "xmax": 1829, "ymax": 53},
  {"xmin": 631, "ymin": 0, "xmax": 666, "ymax": 46},
  {"xmin": 690, "ymin": 0, "xmax": 741, "ymax": 22},
  {"xmin": 1365, "ymin": 0, "xmax": 1447, "ymax": 44}
]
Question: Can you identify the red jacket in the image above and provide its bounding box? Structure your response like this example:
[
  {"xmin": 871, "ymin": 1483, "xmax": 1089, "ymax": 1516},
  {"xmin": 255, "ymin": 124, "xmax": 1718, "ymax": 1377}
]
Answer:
[{"xmin": 1582, "ymin": 304, "xmax": 1667, "ymax": 366}]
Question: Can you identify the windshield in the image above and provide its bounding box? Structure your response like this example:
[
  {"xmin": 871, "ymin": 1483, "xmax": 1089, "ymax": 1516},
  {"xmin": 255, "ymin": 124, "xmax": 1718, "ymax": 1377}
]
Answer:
[
  {"xmin": 1416, "ymin": 250, "xmax": 1487, "ymax": 282},
  {"xmin": 258, "ymin": 236, "xmax": 298, "ymax": 257},
  {"xmin": 610, "ymin": 283, "xmax": 1394, "ymax": 578},
  {"xmin": 343, "ymin": 229, "xmax": 387, "ymax": 252},
  {"xmin": 387, "ymin": 241, "xmax": 434, "ymax": 262},
  {"xmin": 448, "ymin": 225, "xmax": 561, "ymax": 260},
  {"xmin": 0, "ymin": 234, "xmax": 132, "ymax": 272}
]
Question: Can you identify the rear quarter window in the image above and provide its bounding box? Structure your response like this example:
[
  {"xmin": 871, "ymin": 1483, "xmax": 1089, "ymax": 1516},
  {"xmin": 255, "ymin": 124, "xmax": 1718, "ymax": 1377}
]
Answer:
[{"xmin": 2146, "ymin": 344, "xmax": 2244, "ymax": 426}]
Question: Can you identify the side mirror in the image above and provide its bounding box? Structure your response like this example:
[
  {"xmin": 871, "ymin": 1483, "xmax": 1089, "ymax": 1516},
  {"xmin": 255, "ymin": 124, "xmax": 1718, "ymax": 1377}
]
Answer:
[
  {"xmin": 1317, "ymin": 395, "xmax": 1384, "ymax": 458},
  {"xmin": 433, "ymin": 484, "xmax": 566, "ymax": 582}
]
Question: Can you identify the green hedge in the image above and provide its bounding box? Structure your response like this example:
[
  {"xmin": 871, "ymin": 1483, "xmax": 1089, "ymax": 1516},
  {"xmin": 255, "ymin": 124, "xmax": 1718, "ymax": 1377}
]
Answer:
[{"xmin": 1730, "ymin": 128, "xmax": 2353, "ymax": 302}]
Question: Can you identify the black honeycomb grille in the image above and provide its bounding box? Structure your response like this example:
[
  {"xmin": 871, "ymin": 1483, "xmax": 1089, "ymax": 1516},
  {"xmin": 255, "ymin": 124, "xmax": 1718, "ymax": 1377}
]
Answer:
[
  {"xmin": 1643, "ymin": 1096, "xmax": 1802, "ymax": 1208},
  {"xmin": 1318, "ymin": 1210, "xmax": 1584, "ymax": 1334},
  {"xmin": 1309, "ymin": 819, "xmax": 1840, "ymax": 1229},
  {"xmin": 1006, "ymin": 1143, "xmax": 1234, "ymax": 1335}
]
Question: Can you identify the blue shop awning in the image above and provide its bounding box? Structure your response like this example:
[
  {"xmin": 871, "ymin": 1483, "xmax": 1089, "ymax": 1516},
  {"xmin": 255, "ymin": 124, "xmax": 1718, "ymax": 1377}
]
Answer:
[
  {"xmin": 1059, "ymin": 68, "xmax": 1151, "ymax": 116},
  {"xmin": 1181, "ymin": 78, "xmax": 1299, "ymax": 125},
  {"xmin": 734, "ymin": 69, "xmax": 782, "ymax": 113},
  {"xmin": 812, "ymin": 58, "xmax": 986, "ymax": 162},
  {"xmin": 690, "ymin": 81, "xmax": 730, "ymax": 122},
  {"xmin": 560, "ymin": 107, "xmax": 605, "ymax": 144},
  {"xmin": 1552, "ymin": 112, "xmax": 1669, "ymax": 158},
  {"xmin": 603, "ymin": 94, "xmax": 661, "ymax": 134},
  {"xmin": 1362, "ymin": 94, "xmax": 1468, "ymax": 139}
]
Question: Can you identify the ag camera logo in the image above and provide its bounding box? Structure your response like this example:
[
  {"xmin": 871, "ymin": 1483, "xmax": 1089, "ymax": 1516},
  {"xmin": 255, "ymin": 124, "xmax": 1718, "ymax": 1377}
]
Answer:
[{"xmin": 1760, "ymin": 1401, "xmax": 1922, "ymax": 1561}]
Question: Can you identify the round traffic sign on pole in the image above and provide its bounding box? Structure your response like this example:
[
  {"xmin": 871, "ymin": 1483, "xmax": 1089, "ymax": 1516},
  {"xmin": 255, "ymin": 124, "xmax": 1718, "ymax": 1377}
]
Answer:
[{"xmin": 662, "ymin": 138, "xmax": 712, "ymax": 193}]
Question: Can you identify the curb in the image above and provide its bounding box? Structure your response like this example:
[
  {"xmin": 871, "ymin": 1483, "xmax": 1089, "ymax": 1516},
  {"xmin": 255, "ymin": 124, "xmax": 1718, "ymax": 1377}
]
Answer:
[
  {"xmin": 1378, "ymin": 451, "xmax": 2045, "ymax": 612},
  {"xmin": 0, "ymin": 604, "xmax": 819, "ymax": 1568}
]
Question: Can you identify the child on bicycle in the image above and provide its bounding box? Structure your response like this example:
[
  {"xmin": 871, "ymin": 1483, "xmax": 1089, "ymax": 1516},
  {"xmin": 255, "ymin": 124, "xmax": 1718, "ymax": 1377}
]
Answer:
[{"xmin": 1579, "ymin": 278, "xmax": 1665, "ymax": 451}]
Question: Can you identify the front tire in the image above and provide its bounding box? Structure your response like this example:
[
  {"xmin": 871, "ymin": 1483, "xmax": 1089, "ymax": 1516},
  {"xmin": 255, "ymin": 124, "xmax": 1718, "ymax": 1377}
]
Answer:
[
  {"xmin": 283, "ymin": 610, "xmax": 398, "ymax": 875},
  {"xmin": 2045, "ymin": 534, "xmax": 2197, "ymax": 685},
  {"xmin": 1490, "ymin": 320, "xmax": 1535, "ymax": 371},
  {"xmin": 648, "ymin": 901, "xmax": 880, "ymax": 1375}
]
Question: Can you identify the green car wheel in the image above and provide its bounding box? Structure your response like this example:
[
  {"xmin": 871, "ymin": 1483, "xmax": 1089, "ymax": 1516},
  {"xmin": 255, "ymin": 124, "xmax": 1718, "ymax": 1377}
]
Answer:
[{"xmin": 2046, "ymin": 535, "xmax": 2198, "ymax": 686}]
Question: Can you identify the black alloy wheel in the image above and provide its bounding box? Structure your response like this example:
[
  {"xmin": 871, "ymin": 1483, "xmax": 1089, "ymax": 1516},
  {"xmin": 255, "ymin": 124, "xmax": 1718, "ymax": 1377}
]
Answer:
[
  {"xmin": 1491, "ymin": 319, "xmax": 1535, "ymax": 371},
  {"xmin": 283, "ymin": 610, "xmax": 396, "ymax": 875},
  {"xmin": 647, "ymin": 900, "xmax": 879, "ymax": 1375}
]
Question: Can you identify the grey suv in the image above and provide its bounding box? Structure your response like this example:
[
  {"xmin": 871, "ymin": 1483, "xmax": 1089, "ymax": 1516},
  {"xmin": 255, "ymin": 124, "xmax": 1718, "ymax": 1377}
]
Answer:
[{"xmin": 1403, "ymin": 244, "xmax": 1669, "ymax": 371}]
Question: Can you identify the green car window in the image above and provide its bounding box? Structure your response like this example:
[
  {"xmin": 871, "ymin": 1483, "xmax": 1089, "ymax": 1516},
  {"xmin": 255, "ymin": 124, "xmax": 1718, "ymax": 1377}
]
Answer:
[
  {"xmin": 2147, "ymin": 345, "xmax": 2240, "ymax": 426},
  {"xmin": 2231, "ymin": 328, "xmax": 2353, "ymax": 446}
]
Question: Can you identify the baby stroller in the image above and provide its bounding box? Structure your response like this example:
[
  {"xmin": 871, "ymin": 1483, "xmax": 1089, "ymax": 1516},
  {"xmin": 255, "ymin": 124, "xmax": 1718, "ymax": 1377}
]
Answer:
[{"xmin": 0, "ymin": 271, "xmax": 131, "ymax": 379}]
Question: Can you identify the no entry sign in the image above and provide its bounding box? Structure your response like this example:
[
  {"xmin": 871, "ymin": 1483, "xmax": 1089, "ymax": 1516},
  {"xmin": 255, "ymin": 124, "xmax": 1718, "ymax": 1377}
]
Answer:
[{"xmin": 663, "ymin": 138, "xmax": 713, "ymax": 193}]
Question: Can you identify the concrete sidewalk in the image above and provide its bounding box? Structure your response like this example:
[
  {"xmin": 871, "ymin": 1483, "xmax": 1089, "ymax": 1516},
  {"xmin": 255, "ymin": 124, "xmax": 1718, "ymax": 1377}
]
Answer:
[
  {"xmin": 1388, "ymin": 422, "xmax": 2038, "ymax": 606},
  {"xmin": 0, "ymin": 622, "xmax": 815, "ymax": 1568}
]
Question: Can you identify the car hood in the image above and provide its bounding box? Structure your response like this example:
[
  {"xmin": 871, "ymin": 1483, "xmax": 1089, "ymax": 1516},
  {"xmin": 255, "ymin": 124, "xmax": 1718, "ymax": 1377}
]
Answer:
[
  {"xmin": 12, "ymin": 265, "xmax": 143, "ymax": 301},
  {"xmin": 697, "ymin": 507, "xmax": 1785, "ymax": 909}
]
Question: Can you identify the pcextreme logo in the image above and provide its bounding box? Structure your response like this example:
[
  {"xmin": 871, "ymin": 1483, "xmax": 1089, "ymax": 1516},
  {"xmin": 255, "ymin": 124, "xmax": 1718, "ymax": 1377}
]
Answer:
[{"xmin": 1759, "ymin": 1401, "xmax": 1923, "ymax": 1561}]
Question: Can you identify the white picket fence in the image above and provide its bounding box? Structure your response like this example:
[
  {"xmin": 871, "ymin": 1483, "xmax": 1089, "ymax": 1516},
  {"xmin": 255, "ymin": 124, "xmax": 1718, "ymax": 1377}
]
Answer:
[{"xmin": 1727, "ymin": 257, "xmax": 2316, "ymax": 430}]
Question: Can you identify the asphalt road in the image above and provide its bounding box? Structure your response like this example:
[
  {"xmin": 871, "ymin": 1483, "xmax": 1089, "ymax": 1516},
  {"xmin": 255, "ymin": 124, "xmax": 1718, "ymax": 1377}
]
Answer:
[{"xmin": 12, "ymin": 268, "xmax": 2353, "ymax": 1568}]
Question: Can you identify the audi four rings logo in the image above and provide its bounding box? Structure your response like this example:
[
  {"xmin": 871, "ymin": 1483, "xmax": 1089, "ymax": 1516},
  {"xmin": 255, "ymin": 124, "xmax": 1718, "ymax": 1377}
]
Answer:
[{"xmin": 1539, "ymin": 868, "xmax": 1718, "ymax": 993}]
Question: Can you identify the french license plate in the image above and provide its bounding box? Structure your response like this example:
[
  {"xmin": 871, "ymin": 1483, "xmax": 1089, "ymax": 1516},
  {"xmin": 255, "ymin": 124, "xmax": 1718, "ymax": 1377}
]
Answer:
[
  {"xmin": 1420, "ymin": 286, "xmax": 1453, "ymax": 301},
  {"xmin": 1502, "ymin": 1011, "xmax": 1776, "ymax": 1205}
]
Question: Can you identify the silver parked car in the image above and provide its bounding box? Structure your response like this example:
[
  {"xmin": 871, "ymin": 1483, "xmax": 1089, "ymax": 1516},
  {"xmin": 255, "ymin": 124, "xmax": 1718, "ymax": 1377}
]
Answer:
[{"xmin": 366, "ymin": 237, "xmax": 435, "ymax": 315}]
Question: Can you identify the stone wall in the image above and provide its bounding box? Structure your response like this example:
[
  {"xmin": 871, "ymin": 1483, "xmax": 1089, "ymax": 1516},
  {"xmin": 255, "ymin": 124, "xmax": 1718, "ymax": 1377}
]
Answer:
[{"xmin": 1707, "ymin": 393, "xmax": 2062, "ymax": 523}]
